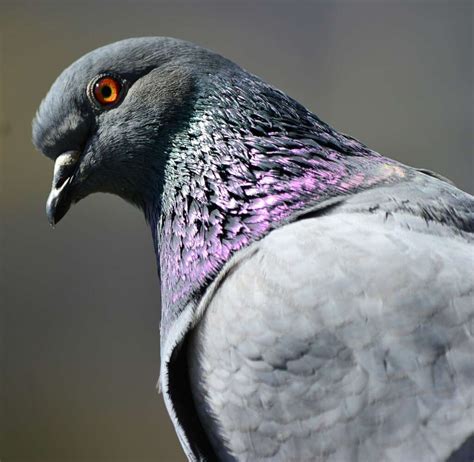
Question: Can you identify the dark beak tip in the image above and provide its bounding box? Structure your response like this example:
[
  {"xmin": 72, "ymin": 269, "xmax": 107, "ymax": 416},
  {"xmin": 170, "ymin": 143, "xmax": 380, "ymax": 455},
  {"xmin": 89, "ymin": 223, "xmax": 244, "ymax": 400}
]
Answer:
[
  {"xmin": 46, "ymin": 183, "xmax": 71, "ymax": 227},
  {"xmin": 46, "ymin": 194, "xmax": 58, "ymax": 226}
]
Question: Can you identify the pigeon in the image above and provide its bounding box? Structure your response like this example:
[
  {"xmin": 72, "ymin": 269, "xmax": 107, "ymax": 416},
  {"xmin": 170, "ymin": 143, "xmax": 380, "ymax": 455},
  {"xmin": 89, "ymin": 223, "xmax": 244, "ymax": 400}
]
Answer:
[{"xmin": 32, "ymin": 37, "xmax": 474, "ymax": 462}]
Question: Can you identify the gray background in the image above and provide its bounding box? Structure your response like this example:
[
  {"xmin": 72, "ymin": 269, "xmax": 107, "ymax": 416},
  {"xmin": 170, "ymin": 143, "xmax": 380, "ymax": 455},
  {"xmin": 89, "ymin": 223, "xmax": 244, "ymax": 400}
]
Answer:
[{"xmin": 0, "ymin": 1, "xmax": 472, "ymax": 461}]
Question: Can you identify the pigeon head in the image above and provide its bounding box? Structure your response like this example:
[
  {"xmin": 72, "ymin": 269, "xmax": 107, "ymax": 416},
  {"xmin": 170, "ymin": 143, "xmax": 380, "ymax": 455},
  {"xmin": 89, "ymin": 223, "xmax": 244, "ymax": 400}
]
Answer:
[{"xmin": 32, "ymin": 37, "xmax": 234, "ymax": 224}]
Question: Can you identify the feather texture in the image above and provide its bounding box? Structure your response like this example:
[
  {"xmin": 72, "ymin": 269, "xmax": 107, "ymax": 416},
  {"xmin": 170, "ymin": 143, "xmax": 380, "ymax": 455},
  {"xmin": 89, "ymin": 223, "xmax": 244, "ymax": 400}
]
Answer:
[{"xmin": 188, "ymin": 178, "xmax": 474, "ymax": 461}]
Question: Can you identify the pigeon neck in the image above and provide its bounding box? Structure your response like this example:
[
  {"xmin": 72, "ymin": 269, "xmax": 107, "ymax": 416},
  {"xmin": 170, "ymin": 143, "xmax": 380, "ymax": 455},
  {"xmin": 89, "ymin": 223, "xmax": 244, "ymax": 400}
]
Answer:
[{"xmin": 148, "ymin": 72, "xmax": 405, "ymax": 341}]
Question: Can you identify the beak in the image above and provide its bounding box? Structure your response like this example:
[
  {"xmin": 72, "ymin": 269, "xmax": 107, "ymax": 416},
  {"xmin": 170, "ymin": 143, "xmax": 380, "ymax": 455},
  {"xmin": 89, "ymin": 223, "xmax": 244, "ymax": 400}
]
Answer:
[{"xmin": 46, "ymin": 151, "xmax": 80, "ymax": 226}]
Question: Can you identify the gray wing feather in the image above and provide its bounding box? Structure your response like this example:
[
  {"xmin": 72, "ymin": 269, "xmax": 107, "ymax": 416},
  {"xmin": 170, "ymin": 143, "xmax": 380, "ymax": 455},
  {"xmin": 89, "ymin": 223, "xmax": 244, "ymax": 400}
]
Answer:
[{"xmin": 188, "ymin": 205, "xmax": 474, "ymax": 462}]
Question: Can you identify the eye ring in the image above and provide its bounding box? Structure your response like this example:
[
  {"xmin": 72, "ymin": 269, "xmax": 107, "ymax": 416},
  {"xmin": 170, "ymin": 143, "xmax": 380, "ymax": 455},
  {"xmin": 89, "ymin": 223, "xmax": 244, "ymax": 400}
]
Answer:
[{"xmin": 88, "ymin": 73, "xmax": 127, "ymax": 109}]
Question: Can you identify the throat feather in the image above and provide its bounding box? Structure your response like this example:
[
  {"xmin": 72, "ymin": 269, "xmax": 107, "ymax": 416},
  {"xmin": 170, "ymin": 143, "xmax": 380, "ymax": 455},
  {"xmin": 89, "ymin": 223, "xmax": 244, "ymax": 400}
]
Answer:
[{"xmin": 152, "ymin": 74, "xmax": 400, "ymax": 341}]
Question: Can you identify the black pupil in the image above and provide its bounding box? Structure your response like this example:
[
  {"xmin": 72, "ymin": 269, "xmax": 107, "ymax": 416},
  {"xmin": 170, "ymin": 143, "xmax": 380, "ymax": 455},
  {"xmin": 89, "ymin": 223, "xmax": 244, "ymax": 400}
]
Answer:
[{"xmin": 101, "ymin": 85, "xmax": 112, "ymax": 98}]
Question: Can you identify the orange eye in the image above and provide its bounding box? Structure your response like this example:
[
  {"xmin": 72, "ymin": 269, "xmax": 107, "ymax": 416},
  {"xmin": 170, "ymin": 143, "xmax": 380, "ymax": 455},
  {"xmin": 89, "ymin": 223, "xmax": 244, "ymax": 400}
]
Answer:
[{"xmin": 93, "ymin": 76, "xmax": 122, "ymax": 106}]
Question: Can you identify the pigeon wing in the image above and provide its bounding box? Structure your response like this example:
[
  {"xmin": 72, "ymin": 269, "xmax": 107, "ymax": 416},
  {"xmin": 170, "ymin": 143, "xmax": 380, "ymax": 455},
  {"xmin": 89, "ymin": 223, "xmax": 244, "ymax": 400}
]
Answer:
[{"xmin": 187, "ymin": 178, "xmax": 474, "ymax": 462}]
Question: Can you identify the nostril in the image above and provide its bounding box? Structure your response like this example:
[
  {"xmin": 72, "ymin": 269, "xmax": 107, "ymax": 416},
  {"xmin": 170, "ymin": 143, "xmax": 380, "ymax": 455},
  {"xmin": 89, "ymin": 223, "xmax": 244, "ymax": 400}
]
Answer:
[{"xmin": 52, "ymin": 151, "xmax": 80, "ymax": 189}]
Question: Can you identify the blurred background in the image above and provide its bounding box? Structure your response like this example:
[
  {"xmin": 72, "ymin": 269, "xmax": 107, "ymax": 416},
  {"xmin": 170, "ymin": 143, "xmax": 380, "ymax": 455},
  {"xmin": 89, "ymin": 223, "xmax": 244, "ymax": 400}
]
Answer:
[{"xmin": 0, "ymin": 1, "xmax": 472, "ymax": 461}]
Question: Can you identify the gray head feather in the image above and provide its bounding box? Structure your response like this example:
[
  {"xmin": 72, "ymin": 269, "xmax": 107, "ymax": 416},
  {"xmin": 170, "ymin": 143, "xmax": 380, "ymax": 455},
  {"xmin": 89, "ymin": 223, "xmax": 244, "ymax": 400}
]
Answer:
[{"xmin": 33, "ymin": 37, "xmax": 235, "ymax": 211}]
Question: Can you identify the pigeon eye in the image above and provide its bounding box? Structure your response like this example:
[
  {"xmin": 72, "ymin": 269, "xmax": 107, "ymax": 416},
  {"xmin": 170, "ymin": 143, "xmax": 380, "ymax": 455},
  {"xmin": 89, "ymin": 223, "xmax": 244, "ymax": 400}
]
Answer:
[{"xmin": 92, "ymin": 76, "xmax": 122, "ymax": 107}]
